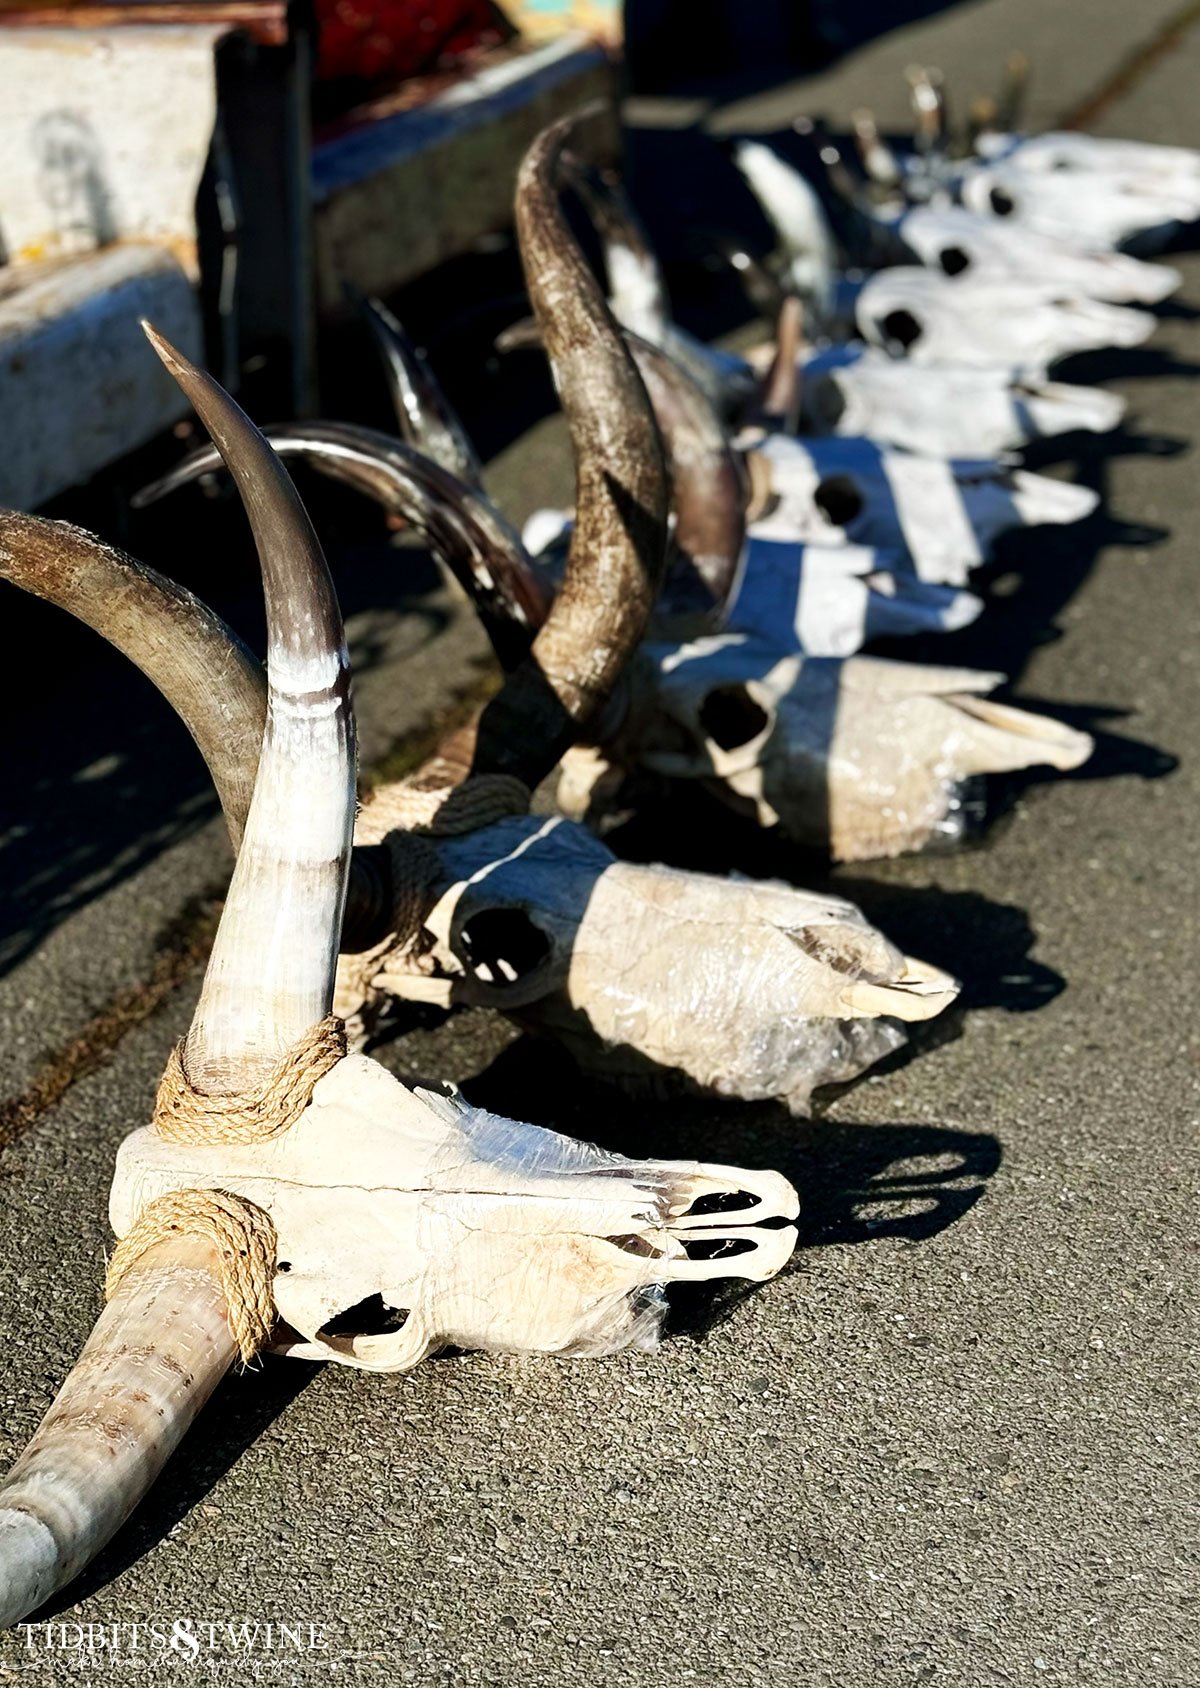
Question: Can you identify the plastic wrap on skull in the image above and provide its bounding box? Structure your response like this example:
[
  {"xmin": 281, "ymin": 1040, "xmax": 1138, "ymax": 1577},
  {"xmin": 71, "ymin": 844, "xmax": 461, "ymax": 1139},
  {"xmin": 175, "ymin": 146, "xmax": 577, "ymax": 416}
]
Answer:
[
  {"xmin": 110, "ymin": 1055, "xmax": 800, "ymax": 1371},
  {"xmin": 629, "ymin": 636, "xmax": 1093, "ymax": 861}
]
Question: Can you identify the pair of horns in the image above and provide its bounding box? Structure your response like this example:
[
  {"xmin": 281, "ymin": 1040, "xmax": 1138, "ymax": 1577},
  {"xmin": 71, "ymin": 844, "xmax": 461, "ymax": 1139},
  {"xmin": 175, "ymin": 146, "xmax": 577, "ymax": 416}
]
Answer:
[{"xmin": 0, "ymin": 111, "xmax": 669, "ymax": 1627}]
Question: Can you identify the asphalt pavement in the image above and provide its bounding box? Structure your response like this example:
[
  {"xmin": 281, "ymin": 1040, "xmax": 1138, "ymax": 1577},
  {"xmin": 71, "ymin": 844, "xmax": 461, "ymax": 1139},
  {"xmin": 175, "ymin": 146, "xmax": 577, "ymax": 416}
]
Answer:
[{"xmin": 1, "ymin": 1, "xmax": 1198, "ymax": 1683}]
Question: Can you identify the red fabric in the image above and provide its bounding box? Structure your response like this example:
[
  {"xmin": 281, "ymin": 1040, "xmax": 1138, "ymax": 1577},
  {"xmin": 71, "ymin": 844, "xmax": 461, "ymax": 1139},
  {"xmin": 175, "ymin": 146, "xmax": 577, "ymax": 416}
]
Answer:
[{"xmin": 316, "ymin": 0, "xmax": 505, "ymax": 83}]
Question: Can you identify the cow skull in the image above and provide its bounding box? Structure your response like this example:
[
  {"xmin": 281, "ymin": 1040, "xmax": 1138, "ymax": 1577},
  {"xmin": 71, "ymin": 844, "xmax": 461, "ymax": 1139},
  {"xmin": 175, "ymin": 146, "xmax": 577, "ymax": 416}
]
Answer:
[
  {"xmin": 0, "ymin": 304, "xmax": 799, "ymax": 1626},
  {"xmin": 852, "ymin": 268, "xmax": 1154, "ymax": 367},
  {"xmin": 958, "ymin": 132, "xmax": 1200, "ymax": 251},
  {"xmin": 885, "ymin": 203, "xmax": 1179, "ymax": 302},
  {"xmin": 110, "ymin": 1055, "xmax": 798, "ymax": 1373},
  {"xmin": 792, "ymin": 342, "xmax": 1127, "ymax": 458},
  {"xmin": 593, "ymin": 636, "xmax": 1094, "ymax": 861},
  {"xmin": 729, "ymin": 138, "xmax": 1157, "ymax": 363},
  {"xmin": 342, "ymin": 802, "xmax": 958, "ymax": 1112},
  {"xmin": 742, "ymin": 433, "xmax": 1099, "ymax": 586}
]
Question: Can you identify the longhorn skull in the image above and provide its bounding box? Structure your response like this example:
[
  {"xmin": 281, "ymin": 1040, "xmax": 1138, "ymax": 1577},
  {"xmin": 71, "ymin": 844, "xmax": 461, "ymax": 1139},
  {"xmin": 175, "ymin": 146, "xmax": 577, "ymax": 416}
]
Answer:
[
  {"xmin": 566, "ymin": 150, "xmax": 1134, "ymax": 455},
  {"xmin": 24, "ymin": 121, "xmax": 963, "ymax": 1116},
  {"xmin": 729, "ymin": 139, "xmax": 1158, "ymax": 363},
  {"xmin": 0, "ymin": 321, "xmax": 799, "ymax": 1627}
]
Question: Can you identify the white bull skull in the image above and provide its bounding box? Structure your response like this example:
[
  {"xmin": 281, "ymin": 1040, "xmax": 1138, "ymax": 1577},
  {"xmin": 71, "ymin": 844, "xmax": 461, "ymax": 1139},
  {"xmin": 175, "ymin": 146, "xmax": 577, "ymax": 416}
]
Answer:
[
  {"xmin": 888, "ymin": 203, "xmax": 1180, "ymax": 302},
  {"xmin": 110, "ymin": 1055, "xmax": 798, "ymax": 1372},
  {"xmin": 743, "ymin": 434, "xmax": 1098, "ymax": 586},
  {"xmin": 793, "ymin": 342, "xmax": 1127, "ymax": 458},
  {"xmin": 343, "ymin": 807, "xmax": 958, "ymax": 1113},
  {"xmin": 958, "ymin": 150, "xmax": 1200, "ymax": 251},
  {"xmin": 854, "ymin": 269, "xmax": 1155, "ymax": 367},
  {"xmin": 621, "ymin": 635, "xmax": 1093, "ymax": 861}
]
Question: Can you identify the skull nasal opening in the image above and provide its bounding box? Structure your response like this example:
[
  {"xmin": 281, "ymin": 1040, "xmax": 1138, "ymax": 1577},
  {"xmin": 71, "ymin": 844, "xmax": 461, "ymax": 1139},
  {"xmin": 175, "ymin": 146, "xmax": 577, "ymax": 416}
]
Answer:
[
  {"xmin": 878, "ymin": 309, "xmax": 923, "ymax": 351},
  {"xmin": 814, "ymin": 474, "xmax": 865, "ymax": 528},
  {"xmin": 459, "ymin": 907, "xmax": 553, "ymax": 986},
  {"xmin": 698, "ymin": 685, "xmax": 771, "ymax": 752}
]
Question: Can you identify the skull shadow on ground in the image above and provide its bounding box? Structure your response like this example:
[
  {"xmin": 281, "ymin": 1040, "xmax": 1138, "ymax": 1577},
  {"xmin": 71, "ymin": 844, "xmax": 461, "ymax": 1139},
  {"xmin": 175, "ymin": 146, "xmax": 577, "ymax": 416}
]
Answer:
[{"xmin": 451, "ymin": 1022, "xmax": 1002, "ymax": 1344}]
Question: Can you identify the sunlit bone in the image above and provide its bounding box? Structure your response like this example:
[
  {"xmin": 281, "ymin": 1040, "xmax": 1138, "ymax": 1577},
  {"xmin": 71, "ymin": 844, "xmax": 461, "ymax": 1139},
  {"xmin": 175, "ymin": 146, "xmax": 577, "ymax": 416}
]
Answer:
[
  {"xmin": 119, "ymin": 125, "xmax": 964, "ymax": 1105},
  {"xmin": 110, "ymin": 1056, "xmax": 800, "ymax": 1374},
  {"xmin": 742, "ymin": 433, "xmax": 1098, "ymax": 587},
  {"xmin": 523, "ymin": 510, "xmax": 981, "ymax": 654},
  {"xmin": 883, "ymin": 204, "xmax": 1180, "ymax": 303},
  {"xmin": 565, "ymin": 150, "xmax": 1128, "ymax": 456},
  {"xmin": 958, "ymin": 152, "xmax": 1200, "ymax": 252},
  {"xmin": 730, "ymin": 139, "xmax": 1157, "ymax": 363},
  {"xmin": 790, "ymin": 342, "xmax": 1126, "ymax": 458},
  {"xmin": 581, "ymin": 636, "xmax": 1094, "ymax": 862}
]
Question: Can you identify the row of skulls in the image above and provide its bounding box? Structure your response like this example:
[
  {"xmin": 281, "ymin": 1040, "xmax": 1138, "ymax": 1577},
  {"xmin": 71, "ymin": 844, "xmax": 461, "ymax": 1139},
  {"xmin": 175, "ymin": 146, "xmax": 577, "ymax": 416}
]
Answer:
[{"xmin": 0, "ymin": 67, "xmax": 1191, "ymax": 1623}]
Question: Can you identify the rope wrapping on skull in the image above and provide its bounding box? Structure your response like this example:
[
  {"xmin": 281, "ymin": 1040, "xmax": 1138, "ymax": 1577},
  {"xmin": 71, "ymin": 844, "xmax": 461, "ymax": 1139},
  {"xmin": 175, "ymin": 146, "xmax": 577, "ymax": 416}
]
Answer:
[
  {"xmin": 155, "ymin": 1016, "xmax": 347, "ymax": 1143},
  {"xmin": 105, "ymin": 1187, "xmax": 278, "ymax": 1363}
]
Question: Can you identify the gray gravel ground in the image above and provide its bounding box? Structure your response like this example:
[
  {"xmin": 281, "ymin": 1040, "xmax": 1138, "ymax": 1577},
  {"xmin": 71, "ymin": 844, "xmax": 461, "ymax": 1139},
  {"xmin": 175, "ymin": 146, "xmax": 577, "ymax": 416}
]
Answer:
[{"xmin": 2, "ymin": 2, "xmax": 1199, "ymax": 1683}]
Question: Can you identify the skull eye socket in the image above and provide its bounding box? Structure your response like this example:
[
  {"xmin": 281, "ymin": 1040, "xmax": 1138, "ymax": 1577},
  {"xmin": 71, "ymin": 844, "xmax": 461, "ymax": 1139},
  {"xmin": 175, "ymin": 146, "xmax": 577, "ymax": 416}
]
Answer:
[
  {"xmin": 814, "ymin": 474, "xmax": 865, "ymax": 527},
  {"xmin": 320, "ymin": 1294, "xmax": 410, "ymax": 1338},
  {"xmin": 878, "ymin": 308, "xmax": 923, "ymax": 350},
  {"xmin": 989, "ymin": 186, "xmax": 1016, "ymax": 216},
  {"xmin": 698, "ymin": 684, "xmax": 771, "ymax": 752},
  {"xmin": 938, "ymin": 245, "xmax": 971, "ymax": 276},
  {"xmin": 459, "ymin": 907, "xmax": 552, "ymax": 986}
]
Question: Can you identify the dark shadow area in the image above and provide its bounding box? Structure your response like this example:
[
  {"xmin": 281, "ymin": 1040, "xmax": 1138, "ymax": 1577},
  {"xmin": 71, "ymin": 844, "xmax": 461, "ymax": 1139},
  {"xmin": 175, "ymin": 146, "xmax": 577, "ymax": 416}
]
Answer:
[
  {"xmin": 0, "ymin": 459, "xmax": 453, "ymax": 978},
  {"xmin": 625, "ymin": 0, "xmax": 973, "ymax": 99},
  {"xmin": 454, "ymin": 1025, "xmax": 1000, "ymax": 1341},
  {"xmin": 35, "ymin": 1357, "xmax": 322, "ymax": 1621}
]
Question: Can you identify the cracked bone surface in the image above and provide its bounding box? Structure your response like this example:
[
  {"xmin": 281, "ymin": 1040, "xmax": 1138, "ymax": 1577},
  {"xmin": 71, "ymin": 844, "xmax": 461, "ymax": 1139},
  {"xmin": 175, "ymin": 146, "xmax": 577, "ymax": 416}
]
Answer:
[
  {"xmin": 743, "ymin": 435, "xmax": 1098, "ymax": 588},
  {"xmin": 344, "ymin": 804, "xmax": 958, "ymax": 1112},
  {"xmin": 111, "ymin": 1058, "xmax": 799, "ymax": 1373},
  {"xmin": 604, "ymin": 637, "xmax": 1094, "ymax": 862}
]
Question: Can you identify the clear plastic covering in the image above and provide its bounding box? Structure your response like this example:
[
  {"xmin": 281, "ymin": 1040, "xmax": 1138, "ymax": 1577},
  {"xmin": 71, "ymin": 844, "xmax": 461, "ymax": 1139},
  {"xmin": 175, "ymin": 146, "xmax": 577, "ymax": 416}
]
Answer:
[
  {"xmin": 110, "ymin": 1054, "xmax": 799, "ymax": 1371},
  {"xmin": 389, "ymin": 814, "xmax": 959, "ymax": 1112},
  {"xmin": 724, "ymin": 534, "xmax": 980, "ymax": 653},
  {"xmin": 626, "ymin": 636, "xmax": 1092, "ymax": 861}
]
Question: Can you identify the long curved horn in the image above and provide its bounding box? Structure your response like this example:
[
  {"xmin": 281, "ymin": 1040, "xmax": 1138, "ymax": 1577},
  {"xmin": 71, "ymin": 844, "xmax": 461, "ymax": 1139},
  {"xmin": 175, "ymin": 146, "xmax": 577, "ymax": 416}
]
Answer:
[
  {"xmin": 136, "ymin": 422, "xmax": 551, "ymax": 670},
  {"xmin": 749, "ymin": 293, "xmax": 804, "ymax": 433},
  {"xmin": 468, "ymin": 112, "xmax": 668, "ymax": 786},
  {"xmin": 623, "ymin": 335, "xmax": 747, "ymax": 623},
  {"xmin": 0, "ymin": 513, "xmax": 265, "ymax": 849},
  {"xmin": 0, "ymin": 1235, "xmax": 237, "ymax": 1626},
  {"xmin": 143, "ymin": 325, "xmax": 356, "ymax": 1091},
  {"xmin": 351, "ymin": 290, "xmax": 487, "ymax": 490}
]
